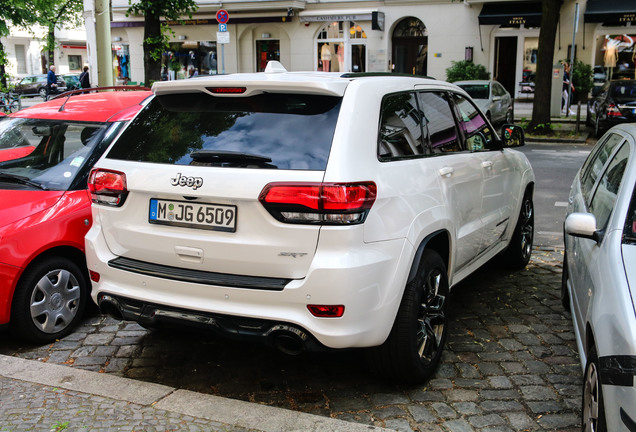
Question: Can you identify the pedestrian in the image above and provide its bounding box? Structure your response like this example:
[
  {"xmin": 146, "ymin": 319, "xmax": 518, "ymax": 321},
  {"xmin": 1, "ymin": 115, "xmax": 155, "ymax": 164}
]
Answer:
[
  {"xmin": 562, "ymin": 62, "xmax": 575, "ymax": 115},
  {"xmin": 46, "ymin": 65, "xmax": 58, "ymax": 100},
  {"xmin": 79, "ymin": 66, "xmax": 90, "ymax": 91}
]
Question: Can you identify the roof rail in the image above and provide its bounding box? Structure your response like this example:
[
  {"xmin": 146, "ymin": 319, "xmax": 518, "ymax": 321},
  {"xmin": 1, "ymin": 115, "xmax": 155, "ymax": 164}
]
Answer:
[
  {"xmin": 340, "ymin": 72, "xmax": 437, "ymax": 80},
  {"xmin": 52, "ymin": 85, "xmax": 151, "ymax": 112}
]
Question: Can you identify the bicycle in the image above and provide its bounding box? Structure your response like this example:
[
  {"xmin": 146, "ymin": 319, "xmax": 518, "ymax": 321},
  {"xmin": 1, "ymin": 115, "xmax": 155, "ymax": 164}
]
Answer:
[{"xmin": 0, "ymin": 91, "xmax": 21, "ymax": 113}]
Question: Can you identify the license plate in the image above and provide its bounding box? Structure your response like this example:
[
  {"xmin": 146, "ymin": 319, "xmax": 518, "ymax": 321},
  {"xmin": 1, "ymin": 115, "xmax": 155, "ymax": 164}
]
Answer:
[{"xmin": 149, "ymin": 199, "xmax": 237, "ymax": 232}]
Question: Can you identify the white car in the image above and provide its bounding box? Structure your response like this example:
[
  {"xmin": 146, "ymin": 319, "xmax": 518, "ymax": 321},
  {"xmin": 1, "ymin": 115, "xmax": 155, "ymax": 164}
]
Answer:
[
  {"xmin": 454, "ymin": 80, "xmax": 513, "ymax": 125},
  {"xmin": 562, "ymin": 123, "xmax": 636, "ymax": 431},
  {"xmin": 85, "ymin": 62, "xmax": 535, "ymax": 383}
]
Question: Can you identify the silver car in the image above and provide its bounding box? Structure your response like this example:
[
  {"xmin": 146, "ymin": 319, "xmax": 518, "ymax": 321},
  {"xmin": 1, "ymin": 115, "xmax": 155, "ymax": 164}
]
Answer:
[
  {"xmin": 562, "ymin": 123, "xmax": 636, "ymax": 431},
  {"xmin": 454, "ymin": 80, "xmax": 513, "ymax": 125}
]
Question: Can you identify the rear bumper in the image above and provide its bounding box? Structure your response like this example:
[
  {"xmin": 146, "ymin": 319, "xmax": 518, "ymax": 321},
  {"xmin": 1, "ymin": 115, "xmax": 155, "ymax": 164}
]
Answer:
[{"xmin": 86, "ymin": 224, "xmax": 413, "ymax": 350}]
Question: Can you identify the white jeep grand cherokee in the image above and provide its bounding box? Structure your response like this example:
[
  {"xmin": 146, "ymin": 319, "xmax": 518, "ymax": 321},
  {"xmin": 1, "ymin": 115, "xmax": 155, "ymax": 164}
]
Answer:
[{"xmin": 86, "ymin": 62, "xmax": 534, "ymax": 383}]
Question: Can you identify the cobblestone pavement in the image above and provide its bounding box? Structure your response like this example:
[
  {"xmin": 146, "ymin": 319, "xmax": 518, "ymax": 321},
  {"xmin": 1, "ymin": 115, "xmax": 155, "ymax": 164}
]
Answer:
[{"xmin": 1, "ymin": 249, "xmax": 581, "ymax": 431}]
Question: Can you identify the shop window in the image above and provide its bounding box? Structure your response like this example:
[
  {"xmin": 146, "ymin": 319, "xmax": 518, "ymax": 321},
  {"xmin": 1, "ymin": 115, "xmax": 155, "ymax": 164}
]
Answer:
[
  {"xmin": 162, "ymin": 41, "xmax": 218, "ymax": 81},
  {"xmin": 316, "ymin": 21, "xmax": 367, "ymax": 73},
  {"xmin": 112, "ymin": 44, "xmax": 130, "ymax": 84}
]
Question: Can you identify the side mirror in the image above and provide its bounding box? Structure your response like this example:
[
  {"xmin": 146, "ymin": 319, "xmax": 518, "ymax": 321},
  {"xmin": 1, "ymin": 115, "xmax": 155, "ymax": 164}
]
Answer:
[
  {"xmin": 565, "ymin": 212, "xmax": 603, "ymax": 243},
  {"xmin": 493, "ymin": 95, "xmax": 502, "ymax": 102},
  {"xmin": 500, "ymin": 124, "xmax": 525, "ymax": 148}
]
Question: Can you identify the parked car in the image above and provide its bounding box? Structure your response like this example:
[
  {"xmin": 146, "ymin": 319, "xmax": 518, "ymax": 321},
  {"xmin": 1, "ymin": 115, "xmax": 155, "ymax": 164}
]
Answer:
[
  {"xmin": 454, "ymin": 80, "xmax": 513, "ymax": 125},
  {"xmin": 587, "ymin": 79, "xmax": 636, "ymax": 138},
  {"xmin": 61, "ymin": 74, "xmax": 81, "ymax": 91},
  {"xmin": 86, "ymin": 62, "xmax": 534, "ymax": 383},
  {"xmin": 13, "ymin": 74, "xmax": 67, "ymax": 99},
  {"xmin": 591, "ymin": 66, "xmax": 608, "ymax": 97},
  {"xmin": 562, "ymin": 123, "xmax": 636, "ymax": 431},
  {"xmin": 0, "ymin": 89, "xmax": 152, "ymax": 343}
]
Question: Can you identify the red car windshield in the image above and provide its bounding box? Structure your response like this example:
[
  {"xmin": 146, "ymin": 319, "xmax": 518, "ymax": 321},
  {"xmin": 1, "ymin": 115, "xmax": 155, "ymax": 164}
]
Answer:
[{"xmin": 0, "ymin": 117, "xmax": 117, "ymax": 191}]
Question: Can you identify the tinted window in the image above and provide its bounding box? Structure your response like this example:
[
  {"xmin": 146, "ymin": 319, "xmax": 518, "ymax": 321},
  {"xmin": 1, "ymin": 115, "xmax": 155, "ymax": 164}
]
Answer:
[
  {"xmin": 452, "ymin": 94, "xmax": 496, "ymax": 151},
  {"xmin": 417, "ymin": 92, "xmax": 460, "ymax": 153},
  {"xmin": 458, "ymin": 84, "xmax": 489, "ymax": 100},
  {"xmin": 581, "ymin": 133, "xmax": 623, "ymax": 203},
  {"xmin": 610, "ymin": 82, "xmax": 636, "ymax": 99},
  {"xmin": 106, "ymin": 93, "xmax": 341, "ymax": 170},
  {"xmin": 378, "ymin": 92, "xmax": 424, "ymax": 159},
  {"xmin": 589, "ymin": 143, "xmax": 630, "ymax": 230}
]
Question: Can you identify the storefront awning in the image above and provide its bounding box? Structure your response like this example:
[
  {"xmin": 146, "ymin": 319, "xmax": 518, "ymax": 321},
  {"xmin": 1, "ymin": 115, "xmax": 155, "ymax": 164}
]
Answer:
[
  {"xmin": 478, "ymin": 2, "xmax": 542, "ymax": 27},
  {"xmin": 584, "ymin": 0, "xmax": 636, "ymax": 25}
]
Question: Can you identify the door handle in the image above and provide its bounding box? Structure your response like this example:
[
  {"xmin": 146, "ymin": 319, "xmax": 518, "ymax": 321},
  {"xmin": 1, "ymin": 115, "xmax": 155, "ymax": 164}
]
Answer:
[
  {"xmin": 439, "ymin": 166, "xmax": 454, "ymax": 177},
  {"xmin": 481, "ymin": 160, "xmax": 494, "ymax": 169}
]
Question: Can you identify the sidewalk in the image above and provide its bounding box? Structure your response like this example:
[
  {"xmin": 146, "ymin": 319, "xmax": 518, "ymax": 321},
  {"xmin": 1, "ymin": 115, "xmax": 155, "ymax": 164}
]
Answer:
[{"xmin": 0, "ymin": 355, "xmax": 391, "ymax": 432}]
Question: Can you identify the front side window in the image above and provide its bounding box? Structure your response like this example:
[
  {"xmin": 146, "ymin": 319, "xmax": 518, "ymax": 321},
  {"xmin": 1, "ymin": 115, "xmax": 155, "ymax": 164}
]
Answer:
[
  {"xmin": 580, "ymin": 133, "xmax": 624, "ymax": 203},
  {"xmin": 417, "ymin": 92, "xmax": 460, "ymax": 153},
  {"xmin": 0, "ymin": 118, "xmax": 111, "ymax": 190},
  {"xmin": 452, "ymin": 94, "xmax": 496, "ymax": 151},
  {"xmin": 107, "ymin": 93, "xmax": 341, "ymax": 170},
  {"xmin": 589, "ymin": 143, "xmax": 630, "ymax": 230}
]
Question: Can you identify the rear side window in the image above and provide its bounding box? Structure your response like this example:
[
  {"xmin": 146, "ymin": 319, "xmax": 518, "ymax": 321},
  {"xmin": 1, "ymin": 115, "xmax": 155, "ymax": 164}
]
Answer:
[
  {"xmin": 106, "ymin": 93, "xmax": 341, "ymax": 170},
  {"xmin": 378, "ymin": 92, "xmax": 424, "ymax": 159}
]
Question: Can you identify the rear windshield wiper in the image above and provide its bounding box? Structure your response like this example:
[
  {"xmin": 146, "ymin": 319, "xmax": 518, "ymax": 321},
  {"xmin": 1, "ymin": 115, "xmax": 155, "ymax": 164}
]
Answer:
[
  {"xmin": 189, "ymin": 150, "xmax": 277, "ymax": 168},
  {"xmin": 0, "ymin": 172, "xmax": 48, "ymax": 190}
]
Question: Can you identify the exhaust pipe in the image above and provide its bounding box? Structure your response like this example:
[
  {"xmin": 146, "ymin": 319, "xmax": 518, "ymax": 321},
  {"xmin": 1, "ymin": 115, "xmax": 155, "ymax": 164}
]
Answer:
[
  {"xmin": 267, "ymin": 325, "xmax": 308, "ymax": 355},
  {"xmin": 98, "ymin": 295, "xmax": 124, "ymax": 321}
]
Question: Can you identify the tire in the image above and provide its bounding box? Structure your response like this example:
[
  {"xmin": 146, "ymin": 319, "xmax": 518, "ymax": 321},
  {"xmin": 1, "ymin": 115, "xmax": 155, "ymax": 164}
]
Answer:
[
  {"xmin": 561, "ymin": 251, "xmax": 571, "ymax": 311},
  {"xmin": 367, "ymin": 249, "xmax": 450, "ymax": 383},
  {"xmin": 504, "ymin": 109, "xmax": 513, "ymax": 124},
  {"xmin": 10, "ymin": 256, "xmax": 88, "ymax": 344},
  {"xmin": 582, "ymin": 346, "xmax": 607, "ymax": 432},
  {"xmin": 503, "ymin": 191, "xmax": 534, "ymax": 269},
  {"xmin": 9, "ymin": 100, "xmax": 20, "ymax": 113},
  {"xmin": 594, "ymin": 116, "xmax": 603, "ymax": 139},
  {"xmin": 39, "ymin": 87, "xmax": 48, "ymax": 101}
]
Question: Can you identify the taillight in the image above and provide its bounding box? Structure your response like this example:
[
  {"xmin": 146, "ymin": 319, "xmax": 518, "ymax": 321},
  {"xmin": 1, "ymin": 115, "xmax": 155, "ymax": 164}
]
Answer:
[
  {"xmin": 88, "ymin": 169, "xmax": 128, "ymax": 207},
  {"xmin": 259, "ymin": 182, "xmax": 377, "ymax": 225},
  {"xmin": 307, "ymin": 304, "xmax": 345, "ymax": 318},
  {"xmin": 607, "ymin": 104, "xmax": 622, "ymax": 117}
]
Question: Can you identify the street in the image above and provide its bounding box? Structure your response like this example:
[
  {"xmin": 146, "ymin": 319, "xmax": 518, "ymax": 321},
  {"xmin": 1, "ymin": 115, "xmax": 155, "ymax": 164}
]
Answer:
[{"xmin": 0, "ymin": 137, "xmax": 590, "ymax": 431}]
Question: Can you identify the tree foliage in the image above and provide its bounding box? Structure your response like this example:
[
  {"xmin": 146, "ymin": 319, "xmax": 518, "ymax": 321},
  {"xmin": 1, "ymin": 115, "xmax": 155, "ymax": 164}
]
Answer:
[
  {"xmin": 445, "ymin": 60, "xmax": 491, "ymax": 82},
  {"xmin": 0, "ymin": 0, "xmax": 39, "ymax": 88},
  {"xmin": 127, "ymin": 0, "xmax": 199, "ymax": 85}
]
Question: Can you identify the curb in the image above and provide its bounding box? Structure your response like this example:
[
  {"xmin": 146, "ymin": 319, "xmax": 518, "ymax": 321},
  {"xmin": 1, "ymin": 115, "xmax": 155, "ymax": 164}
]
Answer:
[{"xmin": 0, "ymin": 355, "xmax": 392, "ymax": 432}]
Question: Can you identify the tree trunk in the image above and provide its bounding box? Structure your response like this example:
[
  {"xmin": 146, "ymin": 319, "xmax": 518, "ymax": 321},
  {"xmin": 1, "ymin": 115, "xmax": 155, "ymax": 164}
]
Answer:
[
  {"xmin": 529, "ymin": 0, "xmax": 561, "ymax": 133},
  {"xmin": 47, "ymin": 25, "xmax": 56, "ymax": 67},
  {"xmin": 143, "ymin": 13, "xmax": 162, "ymax": 85},
  {"xmin": 0, "ymin": 40, "xmax": 7, "ymax": 89}
]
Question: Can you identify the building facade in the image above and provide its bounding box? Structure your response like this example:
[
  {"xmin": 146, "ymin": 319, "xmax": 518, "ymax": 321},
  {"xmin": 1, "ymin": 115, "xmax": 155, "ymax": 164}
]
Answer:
[{"xmin": 1, "ymin": 26, "xmax": 88, "ymax": 80}]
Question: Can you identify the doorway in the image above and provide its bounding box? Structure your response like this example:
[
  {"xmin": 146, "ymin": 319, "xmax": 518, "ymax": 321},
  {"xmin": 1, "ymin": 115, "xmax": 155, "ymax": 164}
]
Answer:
[
  {"xmin": 392, "ymin": 18, "xmax": 427, "ymax": 75},
  {"xmin": 494, "ymin": 36, "xmax": 517, "ymax": 96},
  {"xmin": 256, "ymin": 40, "xmax": 280, "ymax": 72}
]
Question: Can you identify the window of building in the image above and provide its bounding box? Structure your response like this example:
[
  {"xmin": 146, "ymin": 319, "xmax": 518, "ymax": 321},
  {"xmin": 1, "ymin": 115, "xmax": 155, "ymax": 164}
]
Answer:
[
  {"xmin": 15, "ymin": 44, "xmax": 27, "ymax": 74},
  {"xmin": 68, "ymin": 55, "xmax": 82, "ymax": 72},
  {"xmin": 316, "ymin": 21, "xmax": 367, "ymax": 73}
]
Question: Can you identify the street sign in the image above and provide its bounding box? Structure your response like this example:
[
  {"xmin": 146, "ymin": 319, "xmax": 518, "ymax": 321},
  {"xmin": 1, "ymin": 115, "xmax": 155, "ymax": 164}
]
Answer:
[
  {"xmin": 217, "ymin": 32, "xmax": 230, "ymax": 44},
  {"xmin": 216, "ymin": 9, "xmax": 229, "ymax": 24},
  {"xmin": 219, "ymin": 23, "xmax": 227, "ymax": 32}
]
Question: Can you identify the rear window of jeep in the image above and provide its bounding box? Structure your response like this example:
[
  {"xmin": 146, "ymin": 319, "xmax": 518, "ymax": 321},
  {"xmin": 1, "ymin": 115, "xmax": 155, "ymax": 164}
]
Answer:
[{"xmin": 105, "ymin": 93, "xmax": 341, "ymax": 170}]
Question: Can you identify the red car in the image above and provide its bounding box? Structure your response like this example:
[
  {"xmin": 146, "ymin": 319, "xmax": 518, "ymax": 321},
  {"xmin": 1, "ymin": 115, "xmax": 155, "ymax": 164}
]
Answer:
[{"xmin": 0, "ymin": 89, "xmax": 151, "ymax": 343}]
